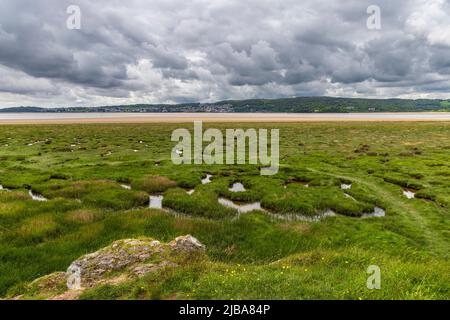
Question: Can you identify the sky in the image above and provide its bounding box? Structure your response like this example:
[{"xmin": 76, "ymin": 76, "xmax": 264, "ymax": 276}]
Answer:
[{"xmin": 0, "ymin": 0, "xmax": 449, "ymax": 108}]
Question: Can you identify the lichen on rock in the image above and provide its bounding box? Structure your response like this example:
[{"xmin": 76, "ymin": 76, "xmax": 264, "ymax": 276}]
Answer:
[
  {"xmin": 169, "ymin": 235, "xmax": 206, "ymax": 252},
  {"xmin": 12, "ymin": 235, "xmax": 206, "ymax": 300},
  {"xmin": 66, "ymin": 238, "xmax": 164, "ymax": 288}
]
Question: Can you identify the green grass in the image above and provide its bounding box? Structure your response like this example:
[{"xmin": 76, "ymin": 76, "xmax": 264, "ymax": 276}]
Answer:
[
  {"xmin": 163, "ymin": 188, "xmax": 236, "ymax": 219},
  {"xmin": 132, "ymin": 175, "xmax": 177, "ymax": 193},
  {"xmin": 0, "ymin": 122, "xmax": 449, "ymax": 299}
]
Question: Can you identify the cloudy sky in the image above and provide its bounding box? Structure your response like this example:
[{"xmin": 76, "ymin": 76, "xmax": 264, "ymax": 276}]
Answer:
[{"xmin": 0, "ymin": 0, "xmax": 449, "ymax": 107}]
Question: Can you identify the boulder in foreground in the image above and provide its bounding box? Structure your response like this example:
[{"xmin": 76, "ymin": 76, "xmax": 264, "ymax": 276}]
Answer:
[{"xmin": 13, "ymin": 235, "xmax": 206, "ymax": 300}]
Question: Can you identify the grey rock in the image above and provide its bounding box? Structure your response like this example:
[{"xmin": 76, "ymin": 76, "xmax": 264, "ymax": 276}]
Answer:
[
  {"xmin": 66, "ymin": 238, "xmax": 163, "ymax": 287},
  {"xmin": 65, "ymin": 236, "xmax": 204, "ymax": 288},
  {"xmin": 169, "ymin": 235, "xmax": 206, "ymax": 252}
]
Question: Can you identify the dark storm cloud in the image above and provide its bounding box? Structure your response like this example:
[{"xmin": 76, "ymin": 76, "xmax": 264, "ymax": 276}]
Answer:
[{"xmin": 0, "ymin": 0, "xmax": 449, "ymax": 107}]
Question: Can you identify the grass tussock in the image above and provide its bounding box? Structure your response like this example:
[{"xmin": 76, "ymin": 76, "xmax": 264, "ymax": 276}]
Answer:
[
  {"xmin": 132, "ymin": 176, "xmax": 177, "ymax": 193},
  {"xmin": 42, "ymin": 180, "xmax": 149, "ymax": 210},
  {"xmin": 18, "ymin": 214, "xmax": 59, "ymax": 241},
  {"xmin": 163, "ymin": 188, "xmax": 236, "ymax": 219},
  {"xmin": 65, "ymin": 209, "xmax": 104, "ymax": 224}
]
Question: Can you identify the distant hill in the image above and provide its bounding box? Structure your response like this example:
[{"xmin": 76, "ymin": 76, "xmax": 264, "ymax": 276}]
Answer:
[
  {"xmin": 0, "ymin": 106, "xmax": 47, "ymax": 112},
  {"xmin": 1, "ymin": 97, "xmax": 449, "ymax": 113}
]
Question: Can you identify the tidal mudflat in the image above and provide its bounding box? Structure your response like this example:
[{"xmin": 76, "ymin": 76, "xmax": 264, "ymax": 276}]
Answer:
[
  {"xmin": 1, "ymin": 112, "xmax": 450, "ymax": 125},
  {"xmin": 0, "ymin": 122, "xmax": 448, "ymax": 300}
]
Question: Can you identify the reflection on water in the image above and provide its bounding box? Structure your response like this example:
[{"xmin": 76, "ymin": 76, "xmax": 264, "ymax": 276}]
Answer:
[
  {"xmin": 149, "ymin": 195, "xmax": 163, "ymax": 209},
  {"xmin": 403, "ymin": 190, "xmax": 415, "ymax": 199},
  {"xmin": 341, "ymin": 184, "xmax": 352, "ymax": 190},
  {"xmin": 362, "ymin": 207, "xmax": 386, "ymax": 218},
  {"xmin": 218, "ymin": 198, "xmax": 263, "ymax": 213},
  {"xmin": 229, "ymin": 183, "xmax": 246, "ymax": 192},
  {"xmin": 217, "ymin": 194, "xmax": 385, "ymax": 221},
  {"xmin": 269, "ymin": 209, "xmax": 336, "ymax": 222},
  {"xmin": 201, "ymin": 174, "xmax": 212, "ymax": 184},
  {"xmin": 29, "ymin": 190, "xmax": 47, "ymax": 201}
]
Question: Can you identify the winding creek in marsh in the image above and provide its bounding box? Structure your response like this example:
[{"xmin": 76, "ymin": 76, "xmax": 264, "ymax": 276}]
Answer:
[
  {"xmin": 149, "ymin": 195, "xmax": 163, "ymax": 209},
  {"xmin": 28, "ymin": 190, "xmax": 47, "ymax": 201}
]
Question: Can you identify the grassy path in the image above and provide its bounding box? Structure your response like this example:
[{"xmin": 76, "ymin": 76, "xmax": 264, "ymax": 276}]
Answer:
[{"xmin": 307, "ymin": 167, "xmax": 448, "ymax": 257}]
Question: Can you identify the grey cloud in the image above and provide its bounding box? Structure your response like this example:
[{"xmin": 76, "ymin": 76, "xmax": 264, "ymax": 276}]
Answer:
[{"xmin": 0, "ymin": 0, "xmax": 449, "ymax": 107}]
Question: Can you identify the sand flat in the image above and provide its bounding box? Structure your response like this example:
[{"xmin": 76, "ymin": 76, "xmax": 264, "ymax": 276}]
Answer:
[{"xmin": 0, "ymin": 112, "xmax": 449, "ymax": 124}]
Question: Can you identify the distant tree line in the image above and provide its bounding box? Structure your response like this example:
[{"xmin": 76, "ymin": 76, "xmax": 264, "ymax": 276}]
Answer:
[{"xmin": 1, "ymin": 97, "xmax": 449, "ymax": 113}]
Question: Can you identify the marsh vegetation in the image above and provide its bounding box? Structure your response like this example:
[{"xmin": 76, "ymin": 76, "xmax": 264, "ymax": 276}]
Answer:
[{"xmin": 0, "ymin": 122, "xmax": 448, "ymax": 299}]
